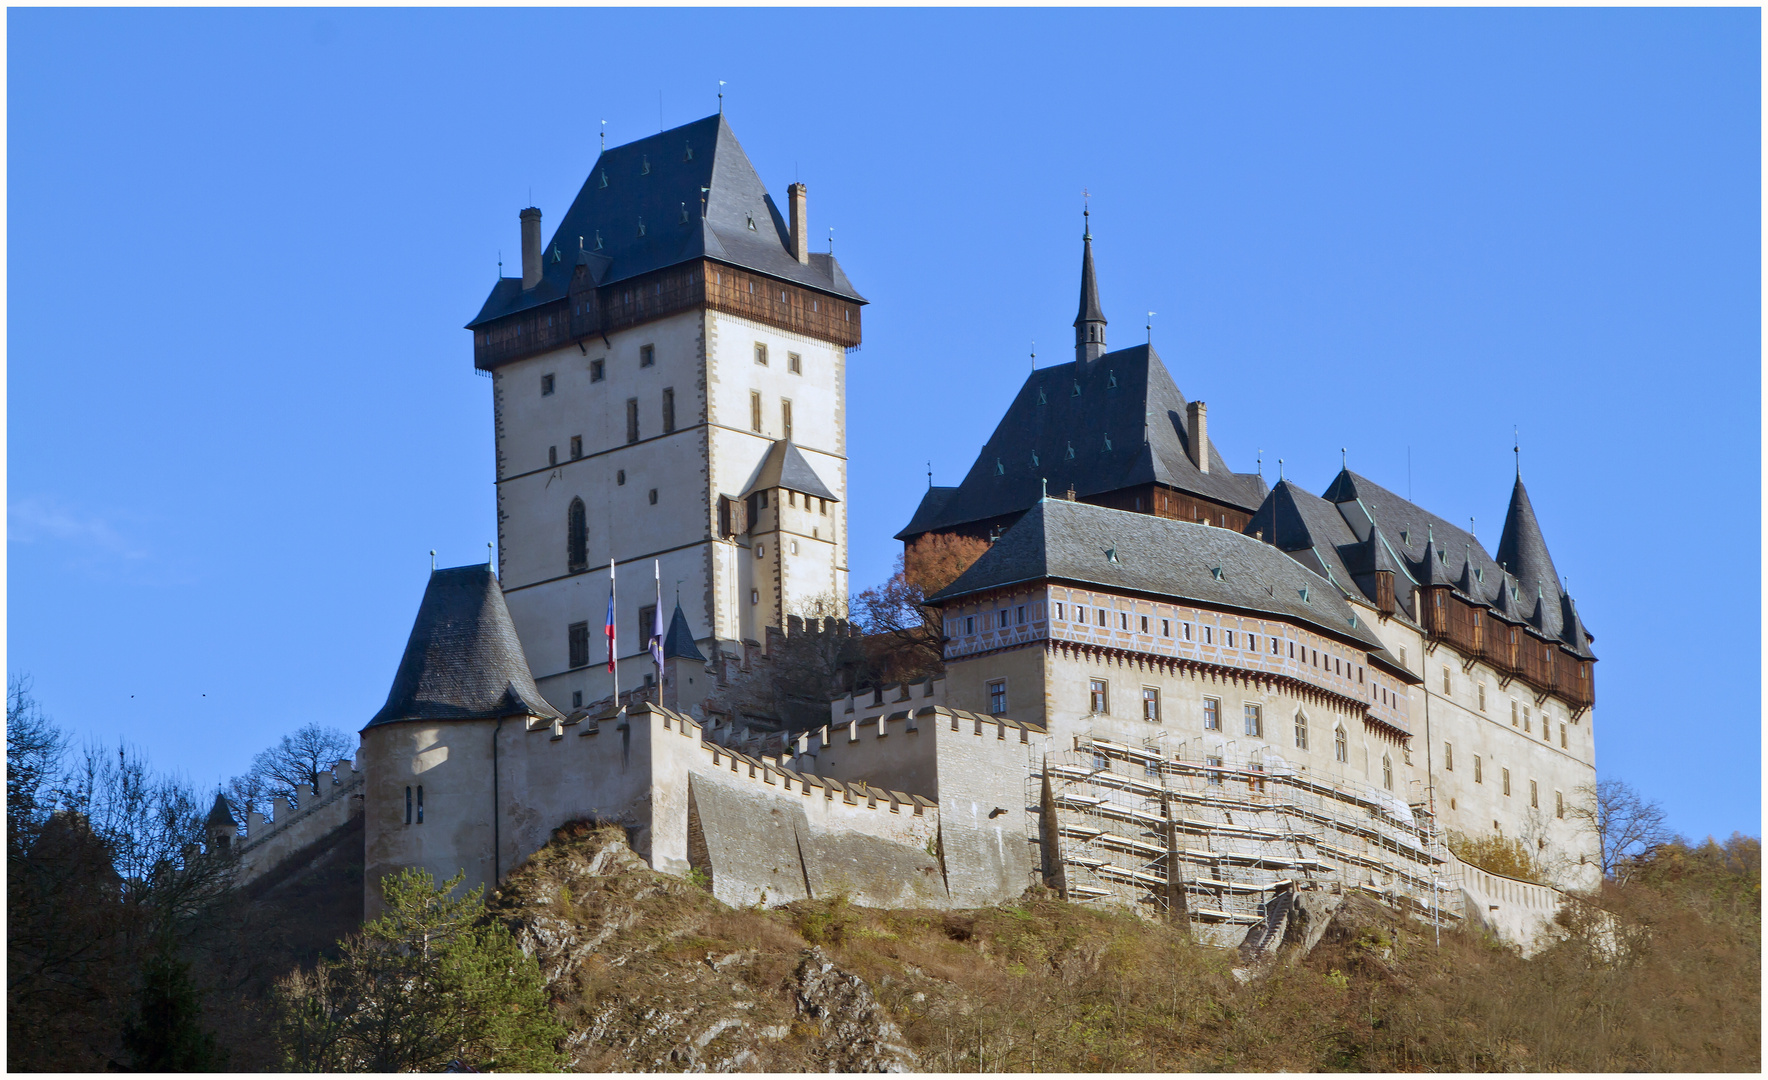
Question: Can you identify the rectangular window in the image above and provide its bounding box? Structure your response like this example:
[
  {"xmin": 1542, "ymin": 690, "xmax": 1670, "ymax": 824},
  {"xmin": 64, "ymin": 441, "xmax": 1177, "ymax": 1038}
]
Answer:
[
  {"xmin": 1140, "ymin": 615, "xmax": 1149, "ymax": 633},
  {"xmin": 548, "ymin": 445, "xmax": 557, "ymax": 466},
  {"xmin": 1530, "ymin": 779, "xmax": 1538, "ymax": 808},
  {"xmin": 788, "ymin": 351, "xmax": 802, "ymax": 374},
  {"xmin": 405, "ymin": 786, "xmax": 412, "ymax": 825},
  {"xmin": 1096, "ymin": 608, "xmax": 1106, "ymax": 627},
  {"xmin": 781, "ymin": 399, "xmax": 793, "ymax": 441},
  {"xmin": 570, "ymin": 435, "xmax": 582, "ymax": 460},
  {"xmin": 1248, "ymin": 761, "xmax": 1265, "ymax": 793},
  {"xmin": 1560, "ymin": 723, "xmax": 1567, "ymax": 749},
  {"xmin": 1206, "ymin": 756, "xmax": 1223, "ymax": 786},
  {"xmin": 1442, "ymin": 666, "xmax": 1451, "ymax": 694},
  {"xmin": 1399, "ymin": 645, "xmax": 1406, "ymax": 667},
  {"xmin": 590, "ymin": 358, "xmax": 605, "ymax": 382},
  {"xmin": 998, "ymin": 610, "xmax": 1009, "ymax": 629},
  {"xmin": 1502, "ymin": 768, "xmax": 1511, "ymax": 796},
  {"xmin": 626, "ymin": 398, "xmax": 640, "ymax": 443},
  {"xmin": 1243, "ymin": 703, "xmax": 1262, "ymax": 738},
  {"xmin": 1444, "ymin": 742, "xmax": 1453, "ymax": 771},
  {"xmin": 568, "ymin": 621, "xmax": 590, "ymax": 669},
  {"xmin": 1205, "ymin": 627, "xmax": 1214, "ymax": 644},
  {"xmin": 572, "ymin": 690, "xmax": 583, "ymax": 708},
  {"xmin": 1054, "ymin": 602, "xmax": 1064, "ymax": 620},
  {"xmin": 754, "ymin": 342, "xmax": 768, "ymax": 366},
  {"xmin": 1334, "ymin": 726, "xmax": 1347, "ymax": 763},
  {"xmin": 637, "ymin": 605, "xmax": 656, "ymax": 654},
  {"xmin": 416, "ymin": 785, "xmax": 424, "ymax": 824},
  {"xmin": 1478, "ymin": 683, "xmax": 1486, "ymax": 711},
  {"xmin": 988, "ymin": 680, "xmax": 1007, "ymax": 715},
  {"xmin": 1142, "ymin": 687, "xmax": 1160, "ymax": 723},
  {"xmin": 541, "ymin": 373, "xmax": 555, "ymax": 396},
  {"xmin": 1294, "ymin": 713, "xmax": 1308, "ymax": 750},
  {"xmin": 1474, "ymin": 755, "xmax": 1483, "ymax": 784},
  {"xmin": 1522, "ymin": 705, "xmax": 1531, "ymax": 733},
  {"xmin": 750, "ymin": 391, "xmax": 763, "ymax": 433},
  {"xmin": 640, "ymin": 343, "xmax": 655, "ymax": 367},
  {"xmin": 1118, "ymin": 612, "xmax": 1129, "ymax": 631},
  {"xmin": 965, "ymin": 616, "xmax": 974, "ymax": 635},
  {"xmin": 1203, "ymin": 697, "xmax": 1220, "ymax": 731},
  {"xmin": 1511, "ymin": 701, "xmax": 1519, "ymax": 727},
  {"xmin": 1556, "ymin": 791, "xmax": 1564, "ymax": 819},
  {"xmin": 1162, "ymin": 619, "xmax": 1170, "ymax": 636},
  {"xmin": 1089, "ymin": 679, "xmax": 1108, "ymax": 714},
  {"xmin": 1225, "ymin": 630, "xmax": 1234, "ymax": 648},
  {"xmin": 1184, "ymin": 623, "xmax": 1192, "ymax": 641},
  {"xmin": 1017, "ymin": 606, "xmax": 1026, "ymax": 625},
  {"xmin": 662, "ymin": 387, "xmax": 675, "ymax": 433}
]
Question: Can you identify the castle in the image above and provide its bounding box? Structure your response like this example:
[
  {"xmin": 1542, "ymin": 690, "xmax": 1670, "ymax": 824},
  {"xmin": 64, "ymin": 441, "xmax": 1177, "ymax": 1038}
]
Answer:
[{"xmin": 214, "ymin": 115, "xmax": 1600, "ymax": 952}]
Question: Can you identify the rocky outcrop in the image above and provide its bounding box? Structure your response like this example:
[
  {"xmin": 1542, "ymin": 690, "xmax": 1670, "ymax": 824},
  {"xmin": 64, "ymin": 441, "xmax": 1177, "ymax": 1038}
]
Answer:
[{"xmin": 792, "ymin": 948, "xmax": 917, "ymax": 1072}]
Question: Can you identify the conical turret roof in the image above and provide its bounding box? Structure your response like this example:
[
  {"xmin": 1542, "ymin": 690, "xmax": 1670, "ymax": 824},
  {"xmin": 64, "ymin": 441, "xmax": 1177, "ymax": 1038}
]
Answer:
[
  {"xmin": 661, "ymin": 601, "xmax": 706, "ymax": 662},
  {"xmin": 206, "ymin": 793, "xmax": 237, "ymax": 831},
  {"xmin": 1074, "ymin": 233, "xmax": 1106, "ymax": 330},
  {"xmin": 366, "ymin": 565, "xmax": 562, "ymax": 729},
  {"xmin": 1495, "ymin": 477, "xmax": 1565, "ymax": 638}
]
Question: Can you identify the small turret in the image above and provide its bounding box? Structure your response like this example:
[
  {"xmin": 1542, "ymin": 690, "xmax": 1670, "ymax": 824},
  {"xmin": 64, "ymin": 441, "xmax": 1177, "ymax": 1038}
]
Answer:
[
  {"xmin": 1073, "ymin": 212, "xmax": 1107, "ymax": 364},
  {"xmin": 205, "ymin": 793, "xmax": 239, "ymax": 852}
]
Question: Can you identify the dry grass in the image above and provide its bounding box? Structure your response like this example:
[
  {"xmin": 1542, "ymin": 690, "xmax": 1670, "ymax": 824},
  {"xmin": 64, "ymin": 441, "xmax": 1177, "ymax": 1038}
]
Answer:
[{"xmin": 492, "ymin": 825, "xmax": 1760, "ymax": 1072}]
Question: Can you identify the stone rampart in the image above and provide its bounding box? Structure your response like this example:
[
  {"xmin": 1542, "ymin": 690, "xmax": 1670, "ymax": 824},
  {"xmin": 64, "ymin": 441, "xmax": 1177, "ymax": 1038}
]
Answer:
[
  {"xmin": 236, "ymin": 757, "xmax": 364, "ymax": 887},
  {"xmin": 1439, "ymin": 846, "xmax": 1567, "ymax": 956}
]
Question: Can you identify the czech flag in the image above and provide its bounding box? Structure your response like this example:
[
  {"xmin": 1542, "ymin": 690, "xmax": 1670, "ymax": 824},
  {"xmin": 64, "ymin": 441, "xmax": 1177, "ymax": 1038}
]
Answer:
[{"xmin": 604, "ymin": 591, "xmax": 617, "ymax": 672}]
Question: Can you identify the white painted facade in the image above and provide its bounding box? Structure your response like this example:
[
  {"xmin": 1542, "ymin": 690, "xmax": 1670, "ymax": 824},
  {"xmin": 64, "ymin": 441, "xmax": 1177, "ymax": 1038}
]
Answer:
[{"xmin": 492, "ymin": 307, "xmax": 849, "ymax": 714}]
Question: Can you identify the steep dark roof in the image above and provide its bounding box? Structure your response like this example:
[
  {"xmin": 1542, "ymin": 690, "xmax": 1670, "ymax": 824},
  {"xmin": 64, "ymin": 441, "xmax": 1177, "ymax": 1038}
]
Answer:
[
  {"xmin": 366, "ymin": 565, "xmax": 562, "ymax": 729},
  {"xmin": 896, "ymin": 344, "xmax": 1267, "ymax": 540},
  {"xmin": 898, "ymin": 486, "xmax": 958, "ymax": 541},
  {"xmin": 741, "ymin": 439, "xmax": 838, "ymax": 502},
  {"xmin": 662, "ymin": 601, "xmax": 706, "ymax": 662},
  {"xmin": 1494, "ymin": 478, "xmax": 1564, "ymax": 630},
  {"xmin": 930, "ymin": 498, "xmax": 1404, "ymax": 669},
  {"xmin": 1244, "ymin": 480, "xmax": 1361, "ymax": 594},
  {"xmin": 206, "ymin": 793, "xmax": 237, "ymax": 831},
  {"xmin": 468, "ymin": 114, "xmax": 863, "ymax": 330},
  {"xmin": 1074, "ymin": 233, "xmax": 1105, "ymax": 329}
]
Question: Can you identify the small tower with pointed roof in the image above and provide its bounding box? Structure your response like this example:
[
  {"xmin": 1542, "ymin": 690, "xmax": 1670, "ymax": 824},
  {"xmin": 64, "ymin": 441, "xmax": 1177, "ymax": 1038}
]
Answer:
[{"xmin": 1074, "ymin": 209, "xmax": 1108, "ymax": 364}]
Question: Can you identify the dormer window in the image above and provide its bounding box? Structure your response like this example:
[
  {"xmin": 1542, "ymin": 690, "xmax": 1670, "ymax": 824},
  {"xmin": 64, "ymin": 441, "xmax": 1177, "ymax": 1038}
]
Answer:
[
  {"xmin": 679, "ymin": 203, "xmax": 689, "ymax": 223},
  {"xmin": 746, "ymin": 215, "xmax": 757, "ymax": 231},
  {"xmin": 1102, "ymin": 433, "xmax": 1112, "ymax": 451},
  {"xmin": 641, "ymin": 155, "xmax": 651, "ymax": 175},
  {"xmin": 1108, "ymin": 370, "xmax": 1118, "ymax": 388},
  {"xmin": 598, "ymin": 169, "xmax": 608, "ymax": 188},
  {"xmin": 684, "ymin": 141, "xmax": 694, "ymax": 161},
  {"xmin": 637, "ymin": 218, "xmax": 646, "ymax": 237},
  {"xmin": 1065, "ymin": 441, "xmax": 1075, "ymax": 460}
]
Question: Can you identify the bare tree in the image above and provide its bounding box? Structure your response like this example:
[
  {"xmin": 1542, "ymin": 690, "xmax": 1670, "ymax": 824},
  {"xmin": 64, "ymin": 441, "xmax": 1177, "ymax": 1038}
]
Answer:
[
  {"xmin": 1568, "ymin": 778, "xmax": 1675, "ymax": 884},
  {"xmin": 228, "ymin": 724, "xmax": 354, "ymax": 820},
  {"xmin": 7, "ymin": 675, "xmax": 67, "ymax": 862}
]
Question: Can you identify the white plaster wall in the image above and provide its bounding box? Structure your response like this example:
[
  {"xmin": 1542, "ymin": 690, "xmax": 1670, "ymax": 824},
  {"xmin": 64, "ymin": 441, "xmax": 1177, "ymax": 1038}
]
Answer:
[{"xmin": 361, "ymin": 718, "xmax": 501, "ymax": 917}]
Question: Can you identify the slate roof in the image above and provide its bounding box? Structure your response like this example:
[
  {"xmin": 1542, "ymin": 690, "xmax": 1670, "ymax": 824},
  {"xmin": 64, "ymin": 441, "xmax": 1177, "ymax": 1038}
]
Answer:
[
  {"xmin": 468, "ymin": 114, "xmax": 863, "ymax": 330},
  {"xmin": 899, "ymin": 486, "xmax": 959, "ymax": 540},
  {"xmin": 1315, "ymin": 469, "xmax": 1591, "ymax": 658},
  {"xmin": 930, "ymin": 498, "xmax": 1406, "ymax": 671},
  {"xmin": 662, "ymin": 601, "xmax": 706, "ymax": 662},
  {"xmin": 206, "ymin": 793, "xmax": 237, "ymax": 831},
  {"xmin": 1075, "ymin": 233, "xmax": 1105, "ymax": 329},
  {"xmin": 895, "ymin": 343, "xmax": 1268, "ymax": 540},
  {"xmin": 741, "ymin": 439, "xmax": 839, "ymax": 502},
  {"xmin": 1243, "ymin": 480, "xmax": 1362, "ymax": 596},
  {"xmin": 366, "ymin": 565, "xmax": 562, "ymax": 729}
]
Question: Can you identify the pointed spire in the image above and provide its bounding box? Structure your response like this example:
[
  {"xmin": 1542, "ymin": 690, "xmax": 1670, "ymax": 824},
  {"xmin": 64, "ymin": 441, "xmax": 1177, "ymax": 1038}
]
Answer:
[
  {"xmin": 1368, "ymin": 522, "xmax": 1398, "ymax": 575},
  {"xmin": 661, "ymin": 601, "xmax": 706, "ymax": 662},
  {"xmin": 206, "ymin": 793, "xmax": 238, "ymax": 831},
  {"xmin": 1073, "ymin": 205, "xmax": 1107, "ymax": 363},
  {"xmin": 1495, "ymin": 474, "xmax": 1564, "ymax": 635}
]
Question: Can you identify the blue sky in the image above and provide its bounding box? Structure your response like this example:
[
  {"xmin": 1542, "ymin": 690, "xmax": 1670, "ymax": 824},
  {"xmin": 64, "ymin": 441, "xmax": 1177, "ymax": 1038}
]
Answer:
[{"xmin": 9, "ymin": 8, "xmax": 1759, "ymax": 841}]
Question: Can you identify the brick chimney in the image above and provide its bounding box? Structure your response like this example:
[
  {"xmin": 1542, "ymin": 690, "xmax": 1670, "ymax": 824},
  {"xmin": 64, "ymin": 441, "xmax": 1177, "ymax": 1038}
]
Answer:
[
  {"xmin": 520, "ymin": 207, "xmax": 543, "ymax": 290},
  {"xmin": 1186, "ymin": 400, "xmax": 1208, "ymax": 474},
  {"xmin": 787, "ymin": 182, "xmax": 809, "ymax": 265}
]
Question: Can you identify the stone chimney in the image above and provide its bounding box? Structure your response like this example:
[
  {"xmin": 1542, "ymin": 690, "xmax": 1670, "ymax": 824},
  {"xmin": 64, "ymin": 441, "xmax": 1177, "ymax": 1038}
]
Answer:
[
  {"xmin": 787, "ymin": 182, "xmax": 809, "ymax": 264},
  {"xmin": 520, "ymin": 207, "xmax": 543, "ymax": 290},
  {"xmin": 1186, "ymin": 400, "xmax": 1209, "ymax": 474}
]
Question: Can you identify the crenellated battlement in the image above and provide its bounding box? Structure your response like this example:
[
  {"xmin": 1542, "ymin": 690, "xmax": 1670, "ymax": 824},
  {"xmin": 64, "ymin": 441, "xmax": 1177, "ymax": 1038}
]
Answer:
[{"xmin": 235, "ymin": 756, "xmax": 364, "ymax": 886}]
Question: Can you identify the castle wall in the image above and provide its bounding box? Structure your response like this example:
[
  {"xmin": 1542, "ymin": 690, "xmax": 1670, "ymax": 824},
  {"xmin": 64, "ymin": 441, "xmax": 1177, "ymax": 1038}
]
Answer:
[
  {"xmin": 361, "ymin": 718, "xmax": 501, "ymax": 916},
  {"xmin": 235, "ymin": 760, "xmax": 363, "ymax": 888}
]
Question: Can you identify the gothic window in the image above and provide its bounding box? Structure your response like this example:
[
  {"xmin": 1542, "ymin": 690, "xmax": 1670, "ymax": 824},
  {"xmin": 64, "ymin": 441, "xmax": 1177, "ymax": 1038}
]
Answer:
[
  {"xmin": 570, "ymin": 435, "xmax": 582, "ymax": 460},
  {"xmin": 1334, "ymin": 726, "xmax": 1348, "ymax": 763},
  {"xmin": 548, "ymin": 445, "xmax": 558, "ymax": 466},
  {"xmin": 1294, "ymin": 711, "xmax": 1308, "ymax": 750},
  {"xmin": 567, "ymin": 498, "xmax": 588, "ymax": 572},
  {"xmin": 568, "ymin": 622, "xmax": 590, "ymax": 669},
  {"xmin": 1382, "ymin": 755, "xmax": 1393, "ymax": 790}
]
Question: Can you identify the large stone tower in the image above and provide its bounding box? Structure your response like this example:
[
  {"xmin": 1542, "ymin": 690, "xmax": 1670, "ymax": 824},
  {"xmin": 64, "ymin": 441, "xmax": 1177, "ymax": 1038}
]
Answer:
[{"xmin": 466, "ymin": 115, "xmax": 864, "ymax": 713}]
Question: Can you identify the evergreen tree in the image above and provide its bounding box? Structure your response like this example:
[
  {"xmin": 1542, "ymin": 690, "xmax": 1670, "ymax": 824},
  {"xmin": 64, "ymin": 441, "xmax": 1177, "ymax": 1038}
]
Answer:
[
  {"xmin": 122, "ymin": 950, "xmax": 219, "ymax": 1072},
  {"xmin": 275, "ymin": 868, "xmax": 566, "ymax": 1072}
]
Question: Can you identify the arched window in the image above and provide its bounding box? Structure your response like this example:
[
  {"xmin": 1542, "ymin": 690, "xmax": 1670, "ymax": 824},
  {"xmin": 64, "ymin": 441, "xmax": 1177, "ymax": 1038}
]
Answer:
[
  {"xmin": 1334, "ymin": 725, "xmax": 1348, "ymax": 764},
  {"xmin": 567, "ymin": 497, "xmax": 588, "ymax": 572},
  {"xmin": 1382, "ymin": 754, "xmax": 1393, "ymax": 790},
  {"xmin": 1293, "ymin": 711, "xmax": 1309, "ymax": 751}
]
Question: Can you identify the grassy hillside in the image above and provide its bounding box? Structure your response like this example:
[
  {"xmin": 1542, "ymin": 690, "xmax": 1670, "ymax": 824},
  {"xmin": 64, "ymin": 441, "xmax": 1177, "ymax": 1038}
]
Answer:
[{"xmin": 491, "ymin": 823, "xmax": 1760, "ymax": 1072}]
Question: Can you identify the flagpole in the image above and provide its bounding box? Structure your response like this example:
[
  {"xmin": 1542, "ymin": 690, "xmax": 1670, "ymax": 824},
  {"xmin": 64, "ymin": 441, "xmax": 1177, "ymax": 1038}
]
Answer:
[{"xmin": 653, "ymin": 559, "xmax": 663, "ymax": 698}]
